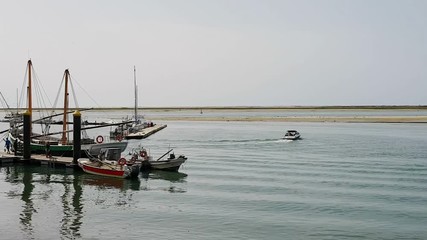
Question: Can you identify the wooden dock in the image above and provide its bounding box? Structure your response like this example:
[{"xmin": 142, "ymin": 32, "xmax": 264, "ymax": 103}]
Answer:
[
  {"xmin": 0, "ymin": 152, "xmax": 76, "ymax": 168},
  {"xmin": 0, "ymin": 152, "xmax": 20, "ymax": 164},
  {"xmin": 125, "ymin": 124, "xmax": 167, "ymax": 139}
]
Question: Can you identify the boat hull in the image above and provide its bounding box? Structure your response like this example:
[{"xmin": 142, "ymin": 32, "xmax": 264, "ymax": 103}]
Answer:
[
  {"xmin": 143, "ymin": 157, "xmax": 187, "ymax": 172},
  {"xmin": 77, "ymin": 159, "xmax": 140, "ymax": 179},
  {"xmin": 283, "ymin": 135, "xmax": 301, "ymax": 140}
]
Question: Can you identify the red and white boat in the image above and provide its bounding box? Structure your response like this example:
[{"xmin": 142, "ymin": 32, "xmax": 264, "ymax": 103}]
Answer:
[{"xmin": 77, "ymin": 147, "xmax": 140, "ymax": 179}]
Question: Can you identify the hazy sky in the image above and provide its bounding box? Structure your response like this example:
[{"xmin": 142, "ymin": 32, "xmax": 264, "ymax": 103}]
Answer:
[{"xmin": 1, "ymin": 0, "xmax": 426, "ymax": 107}]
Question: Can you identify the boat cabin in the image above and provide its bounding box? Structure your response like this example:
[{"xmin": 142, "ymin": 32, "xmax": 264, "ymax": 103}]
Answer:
[
  {"xmin": 286, "ymin": 130, "xmax": 299, "ymax": 136},
  {"xmin": 99, "ymin": 148, "xmax": 122, "ymax": 161}
]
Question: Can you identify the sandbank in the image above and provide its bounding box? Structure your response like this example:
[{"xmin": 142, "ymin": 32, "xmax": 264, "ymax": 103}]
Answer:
[{"xmin": 148, "ymin": 116, "xmax": 427, "ymax": 123}]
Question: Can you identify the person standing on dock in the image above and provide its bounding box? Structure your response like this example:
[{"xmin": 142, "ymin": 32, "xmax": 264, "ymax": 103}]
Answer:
[
  {"xmin": 45, "ymin": 142, "xmax": 51, "ymax": 158},
  {"xmin": 4, "ymin": 137, "xmax": 11, "ymax": 154}
]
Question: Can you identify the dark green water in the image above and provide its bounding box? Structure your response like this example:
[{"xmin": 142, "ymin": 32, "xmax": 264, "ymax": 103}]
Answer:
[{"xmin": 1, "ymin": 120, "xmax": 427, "ymax": 239}]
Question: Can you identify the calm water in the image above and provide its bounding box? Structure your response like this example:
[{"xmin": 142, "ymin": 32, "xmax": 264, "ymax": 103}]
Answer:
[{"xmin": 1, "ymin": 112, "xmax": 427, "ymax": 239}]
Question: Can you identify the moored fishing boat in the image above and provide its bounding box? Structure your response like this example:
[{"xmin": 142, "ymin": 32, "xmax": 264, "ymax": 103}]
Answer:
[
  {"xmin": 147, "ymin": 155, "xmax": 187, "ymax": 171},
  {"xmin": 78, "ymin": 147, "xmax": 140, "ymax": 179},
  {"xmin": 129, "ymin": 147, "xmax": 187, "ymax": 172}
]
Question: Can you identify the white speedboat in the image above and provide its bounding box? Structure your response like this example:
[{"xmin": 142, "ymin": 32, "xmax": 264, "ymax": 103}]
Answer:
[{"xmin": 283, "ymin": 130, "xmax": 301, "ymax": 140}]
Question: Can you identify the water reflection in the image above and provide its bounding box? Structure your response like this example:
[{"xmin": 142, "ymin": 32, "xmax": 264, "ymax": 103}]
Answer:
[
  {"xmin": 140, "ymin": 170, "xmax": 188, "ymax": 193},
  {"xmin": 2, "ymin": 165, "xmax": 83, "ymax": 239},
  {"xmin": 1, "ymin": 165, "xmax": 188, "ymax": 238},
  {"xmin": 60, "ymin": 174, "xmax": 83, "ymax": 238},
  {"xmin": 141, "ymin": 170, "xmax": 188, "ymax": 183},
  {"xmin": 20, "ymin": 166, "xmax": 35, "ymax": 235},
  {"xmin": 79, "ymin": 173, "xmax": 141, "ymax": 191}
]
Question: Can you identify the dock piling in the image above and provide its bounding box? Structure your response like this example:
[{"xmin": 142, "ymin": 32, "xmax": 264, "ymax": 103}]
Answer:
[
  {"xmin": 73, "ymin": 110, "xmax": 81, "ymax": 165},
  {"xmin": 23, "ymin": 110, "xmax": 31, "ymax": 160}
]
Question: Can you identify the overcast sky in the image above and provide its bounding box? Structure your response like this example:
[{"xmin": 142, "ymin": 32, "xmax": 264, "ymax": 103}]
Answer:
[{"xmin": 1, "ymin": 0, "xmax": 426, "ymax": 108}]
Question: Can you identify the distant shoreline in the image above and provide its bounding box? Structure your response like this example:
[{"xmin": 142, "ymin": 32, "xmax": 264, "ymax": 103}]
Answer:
[
  {"xmin": 2, "ymin": 106, "xmax": 427, "ymax": 123},
  {"xmin": 147, "ymin": 116, "xmax": 427, "ymax": 123},
  {"xmin": 90, "ymin": 105, "xmax": 427, "ymax": 111},
  {"xmin": 3, "ymin": 105, "xmax": 427, "ymax": 111}
]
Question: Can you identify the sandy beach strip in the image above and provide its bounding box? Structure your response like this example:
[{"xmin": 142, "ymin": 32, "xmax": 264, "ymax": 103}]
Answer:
[
  {"xmin": 3, "ymin": 107, "xmax": 426, "ymax": 123},
  {"xmin": 148, "ymin": 115, "xmax": 427, "ymax": 123}
]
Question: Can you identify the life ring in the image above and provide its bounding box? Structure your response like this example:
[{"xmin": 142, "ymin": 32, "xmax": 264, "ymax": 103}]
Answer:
[
  {"xmin": 115, "ymin": 134, "xmax": 123, "ymax": 142},
  {"xmin": 139, "ymin": 150, "xmax": 147, "ymax": 158},
  {"xmin": 118, "ymin": 158, "xmax": 127, "ymax": 166},
  {"xmin": 96, "ymin": 135, "xmax": 104, "ymax": 143},
  {"xmin": 128, "ymin": 156, "xmax": 136, "ymax": 165}
]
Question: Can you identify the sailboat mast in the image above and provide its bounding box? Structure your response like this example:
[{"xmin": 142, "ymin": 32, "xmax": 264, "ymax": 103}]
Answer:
[
  {"xmin": 16, "ymin": 88, "xmax": 18, "ymax": 115},
  {"xmin": 62, "ymin": 69, "xmax": 69, "ymax": 145},
  {"xmin": 27, "ymin": 60, "xmax": 32, "ymax": 115},
  {"xmin": 134, "ymin": 66, "xmax": 138, "ymax": 124}
]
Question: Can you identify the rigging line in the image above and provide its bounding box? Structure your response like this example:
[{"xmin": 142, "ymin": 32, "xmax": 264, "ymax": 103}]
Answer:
[
  {"xmin": 70, "ymin": 73, "xmax": 101, "ymax": 107},
  {"xmin": 34, "ymin": 79, "xmax": 49, "ymax": 111},
  {"xmin": 18, "ymin": 64, "xmax": 29, "ymax": 109},
  {"xmin": 30, "ymin": 65, "xmax": 47, "ymax": 111},
  {"xmin": 52, "ymin": 72, "xmax": 65, "ymax": 110},
  {"xmin": 33, "ymin": 69, "xmax": 53, "ymax": 108},
  {"xmin": 69, "ymin": 75, "xmax": 79, "ymax": 108},
  {"xmin": 68, "ymin": 75, "xmax": 90, "ymax": 136},
  {"xmin": 0, "ymin": 91, "xmax": 11, "ymax": 109},
  {"xmin": 43, "ymin": 72, "xmax": 66, "ymax": 134},
  {"xmin": 0, "ymin": 93, "xmax": 8, "ymax": 109},
  {"xmin": 32, "ymin": 72, "xmax": 53, "ymax": 135}
]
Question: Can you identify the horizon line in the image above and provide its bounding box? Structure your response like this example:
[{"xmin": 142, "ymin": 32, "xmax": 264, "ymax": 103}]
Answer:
[{"xmin": 2, "ymin": 105, "xmax": 427, "ymax": 111}]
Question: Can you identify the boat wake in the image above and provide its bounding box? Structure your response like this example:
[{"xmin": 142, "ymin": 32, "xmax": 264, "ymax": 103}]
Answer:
[
  {"xmin": 214, "ymin": 138, "xmax": 284, "ymax": 144},
  {"xmin": 276, "ymin": 137, "xmax": 303, "ymax": 143},
  {"xmin": 276, "ymin": 139, "xmax": 294, "ymax": 143}
]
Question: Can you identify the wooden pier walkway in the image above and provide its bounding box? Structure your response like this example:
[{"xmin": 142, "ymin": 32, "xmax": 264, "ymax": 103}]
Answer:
[
  {"xmin": 0, "ymin": 152, "xmax": 75, "ymax": 167},
  {"xmin": 125, "ymin": 124, "xmax": 167, "ymax": 139}
]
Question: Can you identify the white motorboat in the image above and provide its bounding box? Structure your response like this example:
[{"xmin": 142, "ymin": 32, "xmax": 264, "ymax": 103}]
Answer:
[{"xmin": 283, "ymin": 130, "xmax": 301, "ymax": 140}]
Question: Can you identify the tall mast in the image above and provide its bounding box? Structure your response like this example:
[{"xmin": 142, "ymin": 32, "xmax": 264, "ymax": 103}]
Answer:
[
  {"xmin": 134, "ymin": 66, "xmax": 138, "ymax": 124},
  {"xmin": 61, "ymin": 69, "xmax": 69, "ymax": 145},
  {"xmin": 16, "ymin": 88, "xmax": 18, "ymax": 115},
  {"xmin": 27, "ymin": 60, "xmax": 32, "ymax": 115}
]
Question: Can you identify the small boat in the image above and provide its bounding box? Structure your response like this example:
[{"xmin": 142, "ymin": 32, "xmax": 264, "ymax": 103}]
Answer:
[
  {"xmin": 78, "ymin": 147, "xmax": 141, "ymax": 179},
  {"xmin": 283, "ymin": 130, "xmax": 301, "ymax": 140},
  {"xmin": 0, "ymin": 91, "xmax": 22, "ymax": 123},
  {"xmin": 129, "ymin": 147, "xmax": 187, "ymax": 172},
  {"xmin": 148, "ymin": 155, "xmax": 187, "ymax": 171}
]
